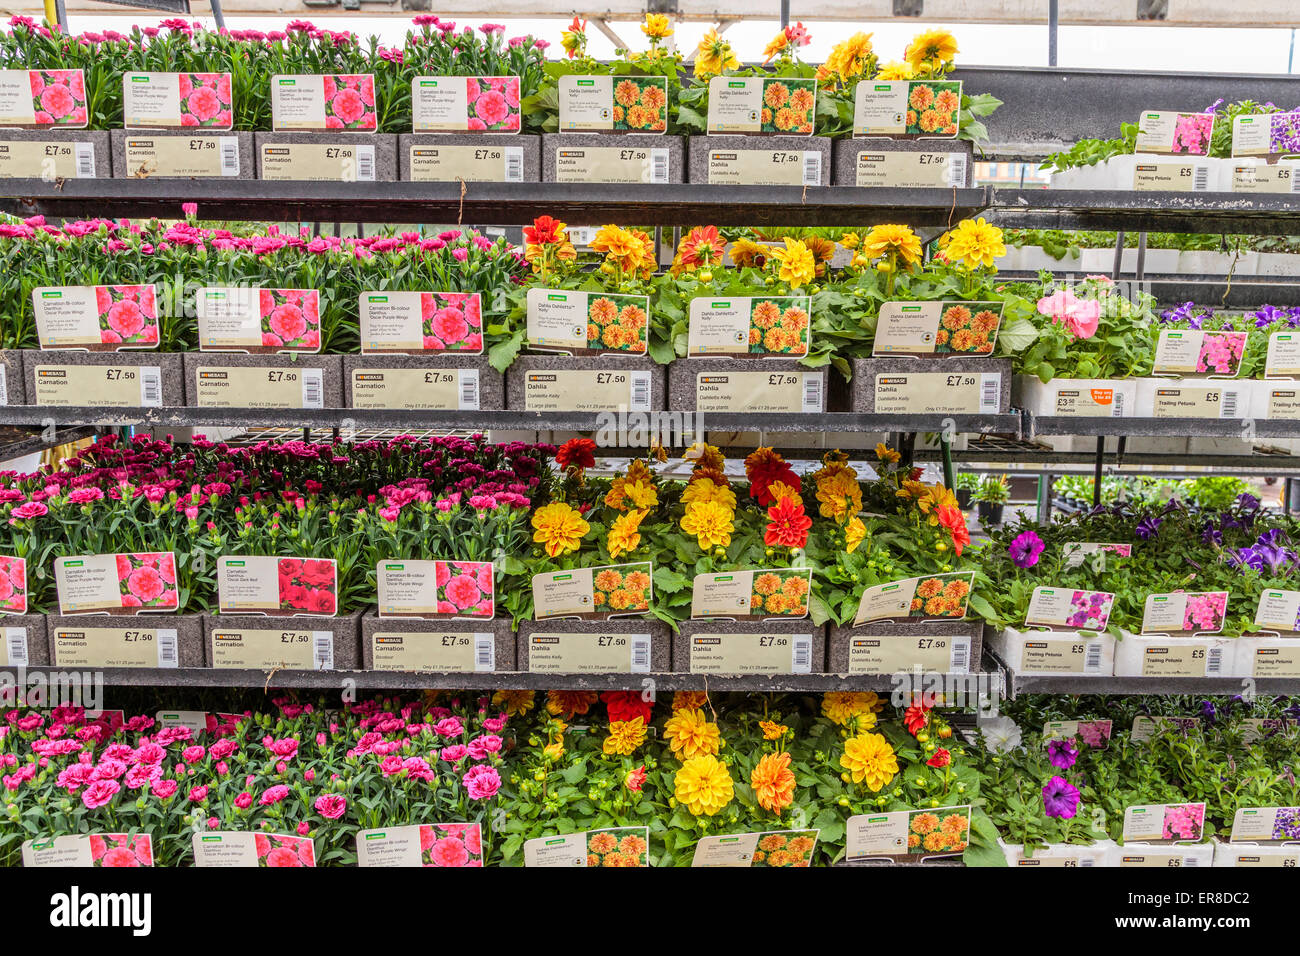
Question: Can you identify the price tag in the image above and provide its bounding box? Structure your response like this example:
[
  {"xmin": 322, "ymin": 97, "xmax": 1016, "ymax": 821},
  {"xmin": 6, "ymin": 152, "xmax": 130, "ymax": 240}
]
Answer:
[
  {"xmin": 873, "ymin": 371, "xmax": 1003, "ymax": 414},
  {"xmin": 350, "ymin": 367, "xmax": 480, "ymax": 410},
  {"xmin": 409, "ymin": 144, "xmax": 524, "ymax": 182},
  {"xmin": 694, "ymin": 369, "xmax": 823, "ymax": 413},
  {"xmin": 706, "ymin": 148, "xmax": 821, "ymax": 186},
  {"xmin": 193, "ymin": 366, "xmax": 324, "ymax": 409},
  {"xmin": 554, "ymin": 146, "xmax": 670, "ymax": 183},
  {"xmin": 370, "ymin": 631, "xmax": 496, "ymax": 673},
  {"xmin": 688, "ymin": 631, "xmax": 813, "ymax": 674},
  {"xmin": 527, "ymin": 632, "xmax": 651, "ymax": 673},
  {"xmin": 260, "ymin": 142, "xmax": 376, "ymax": 181},
  {"xmin": 209, "ymin": 628, "xmax": 335, "ymax": 670},
  {"xmin": 522, "ymin": 368, "xmax": 652, "ymax": 412},
  {"xmin": 0, "ymin": 139, "xmax": 96, "ymax": 178}
]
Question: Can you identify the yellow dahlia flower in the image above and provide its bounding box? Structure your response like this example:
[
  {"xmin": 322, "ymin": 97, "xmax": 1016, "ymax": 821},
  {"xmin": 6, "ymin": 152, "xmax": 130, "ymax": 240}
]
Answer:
[
  {"xmin": 942, "ymin": 217, "xmax": 1006, "ymax": 271},
  {"xmin": 905, "ymin": 28, "xmax": 959, "ymax": 74},
  {"xmin": 606, "ymin": 509, "xmax": 648, "ymax": 559},
  {"xmin": 680, "ymin": 499, "xmax": 734, "ymax": 551},
  {"xmin": 603, "ymin": 717, "xmax": 647, "ymax": 756},
  {"xmin": 841, "ymin": 732, "xmax": 900, "ymax": 792},
  {"xmin": 769, "ymin": 237, "xmax": 816, "ymax": 290},
  {"xmin": 674, "ymin": 754, "xmax": 734, "ymax": 815},
  {"xmin": 641, "ymin": 13, "xmax": 673, "ymax": 39},
  {"xmin": 531, "ymin": 502, "xmax": 590, "ymax": 557},
  {"xmin": 860, "ymin": 223, "xmax": 923, "ymax": 268},
  {"xmin": 681, "ymin": 477, "xmax": 738, "ymax": 511},
  {"xmin": 664, "ymin": 707, "xmax": 721, "ymax": 759},
  {"xmin": 822, "ymin": 691, "xmax": 880, "ymax": 727}
]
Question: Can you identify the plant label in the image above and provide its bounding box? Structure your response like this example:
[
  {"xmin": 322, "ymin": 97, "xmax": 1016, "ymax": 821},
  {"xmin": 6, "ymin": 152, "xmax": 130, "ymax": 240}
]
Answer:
[
  {"xmin": 1242, "ymin": 718, "xmax": 1292, "ymax": 743},
  {"xmin": 370, "ymin": 630, "xmax": 496, "ymax": 672},
  {"xmin": 846, "ymin": 805, "xmax": 971, "ymax": 861},
  {"xmin": 522, "ymin": 368, "xmax": 652, "ymax": 412},
  {"xmin": 852, "ymin": 79, "xmax": 961, "ymax": 138},
  {"xmin": 690, "ymin": 568, "xmax": 812, "ymax": 619},
  {"xmin": 1230, "ymin": 160, "xmax": 1300, "ymax": 193},
  {"xmin": 0, "ymin": 138, "xmax": 96, "ymax": 178},
  {"xmin": 54, "ymin": 552, "xmax": 179, "ymax": 615},
  {"xmin": 854, "ymin": 149, "xmax": 968, "ymax": 187},
  {"xmin": 198, "ymin": 287, "xmax": 321, "ymax": 352},
  {"xmin": 687, "ymin": 296, "xmax": 811, "ymax": 358},
  {"xmin": 554, "ymin": 145, "xmax": 670, "ymax": 183},
  {"xmin": 852, "ymin": 572, "xmax": 974, "ymax": 626},
  {"xmin": 123, "ymin": 72, "xmax": 233, "ymax": 129},
  {"xmin": 23, "ymin": 834, "xmax": 153, "ymax": 867},
  {"xmin": 1132, "ymin": 159, "xmax": 1210, "ymax": 191},
  {"xmin": 1123, "ymin": 802, "xmax": 1206, "ymax": 843},
  {"xmin": 412, "ymin": 76, "xmax": 521, "ymax": 132},
  {"xmin": 1024, "ymin": 587, "xmax": 1115, "ymax": 632},
  {"xmin": 705, "ymin": 148, "xmax": 821, "ymax": 185},
  {"xmin": 873, "ymin": 371, "xmax": 1003, "ymax": 414},
  {"xmin": 260, "ymin": 141, "xmax": 376, "ymax": 180},
  {"xmin": 33, "ymin": 285, "xmax": 159, "ymax": 351},
  {"xmin": 707, "ymin": 76, "xmax": 814, "ymax": 134},
  {"xmin": 524, "ymin": 827, "xmax": 649, "ymax": 867},
  {"xmin": 847, "ymin": 634, "xmax": 972, "ymax": 674},
  {"xmin": 1134, "ymin": 110, "xmax": 1214, "ymax": 155},
  {"xmin": 217, "ymin": 556, "xmax": 338, "ymax": 616},
  {"xmin": 1230, "ymin": 806, "xmax": 1300, "ymax": 844},
  {"xmin": 271, "ymin": 74, "xmax": 376, "ymax": 132},
  {"xmin": 1153, "ymin": 329, "xmax": 1247, "ymax": 377},
  {"xmin": 1140, "ymin": 590, "xmax": 1228, "ymax": 634},
  {"xmin": 1062, "ymin": 542, "xmax": 1132, "ymax": 569},
  {"xmin": 192, "ymin": 365, "xmax": 324, "ymax": 408},
  {"xmin": 526, "ymin": 289, "xmax": 649, "ymax": 356},
  {"xmin": 692, "ymin": 829, "xmax": 819, "ymax": 867},
  {"xmin": 688, "ymin": 630, "xmax": 813, "ymax": 674},
  {"xmin": 532, "ymin": 562, "xmax": 652, "ymax": 620},
  {"xmin": 360, "ymin": 291, "xmax": 484, "ymax": 354},
  {"xmin": 1130, "ymin": 716, "xmax": 1199, "ymax": 743},
  {"xmin": 1017, "ymin": 635, "xmax": 1109, "ymax": 674},
  {"xmin": 694, "ymin": 369, "xmax": 823, "ymax": 413},
  {"xmin": 193, "ymin": 832, "xmax": 315, "ymax": 867},
  {"xmin": 155, "ymin": 710, "xmax": 208, "ymax": 734},
  {"xmin": 357, "ymin": 823, "xmax": 485, "ymax": 866},
  {"xmin": 123, "ymin": 134, "xmax": 240, "ymax": 177},
  {"xmin": 0, "ymin": 69, "xmax": 88, "ymax": 128},
  {"xmin": 559, "ymin": 75, "xmax": 667, "ymax": 133},
  {"xmin": 1042, "ymin": 719, "xmax": 1112, "ymax": 748},
  {"xmin": 872, "ymin": 301, "xmax": 1001, "ymax": 357},
  {"xmin": 1253, "ymin": 588, "xmax": 1300, "ymax": 632},
  {"xmin": 32, "ymin": 363, "xmax": 163, "ymax": 408},
  {"xmin": 377, "ymin": 559, "xmax": 494, "ymax": 618},
  {"xmin": 52, "ymin": 626, "xmax": 179, "ymax": 668},
  {"xmin": 1266, "ymin": 332, "xmax": 1300, "ymax": 377},
  {"xmin": 0, "ymin": 555, "xmax": 26, "ymax": 615},
  {"xmin": 526, "ymin": 631, "xmax": 652, "ymax": 673},
  {"xmin": 350, "ymin": 367, "xmax": 480, "ymax": 410},
  {"xmin": 1231, "ymin": 110, "xmax": 1300, "ymax": 159},
  {"xmin": 408, "ymin": 143, "xmax": 524, "ymax": 181},
  {"xmin": 209, "ymin": 628, "xmax": 334, "ymax": 670}
]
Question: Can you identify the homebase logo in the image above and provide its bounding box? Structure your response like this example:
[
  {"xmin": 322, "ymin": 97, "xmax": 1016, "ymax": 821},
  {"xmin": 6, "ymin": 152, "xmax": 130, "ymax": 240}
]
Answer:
[
  {"xmin": 889, "ymin": 668, "xmax": 1000, "ymax": 717},
  {"xmin": 50, "ymin": 887, "xmax": 151, "ymax": 936},
  {"xmin": 0, "ymin": 668, "xmax": 104, "ymax": 712},
  {"xmin": 594, "ymin": 410, "xmax": 705, "ymax": 449}
]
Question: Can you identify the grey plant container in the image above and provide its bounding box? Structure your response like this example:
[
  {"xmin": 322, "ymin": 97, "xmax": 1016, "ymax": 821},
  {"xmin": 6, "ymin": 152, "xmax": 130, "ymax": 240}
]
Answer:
[
  {"xmin": 399, "ymin": 132, "xmax": 541, "ymax": 182},
  {"xmin": 673, "ymin": 618, "xmax": 827, "ymax": 674},
  {"xmin": 47, "ymin": 613, "xmax": 205, "ymax": 668},
  {"xmin": 832, "ymin": 137, "xmax": 974, "ymax": 187},
  {"xmin": 688, "ymin": 134, "xmax": 831, "ymax": 185},
  {"xmin": 254, "ymin": 132, "xmax": 397, "ymax": 181},
  {"xmin": 23, "ymin": 350, "xmax": 183, "ymax": 407},
  {"xmin": 506, "ymin": 354, "xmax": 666, "ymax": 412},
  {"xmin": 0, "ymin": 350, "xmax": 24, "ymax": 405},
  {"xmin": 1, "ymin": 614, "xmax": 49, "ymax": 666},
  {"xmin": 344, "ymin": 353, "xmax": 504, "ymax": 410},
  {"xmin": 203, "ymin": 610, "xmax": 362, "ymax": 672},
  {"xmin": 517, "ymin": 618, "xmax": 671, "ymax": 673},
  {"xmin": 840, "ymin": 357, "xmax": 1012, "ymax": 414},
  {"xmin": 0, "ymin": 128, "xmax": 112, "ymax": 178},
  {"xmin": 111, "ymin": 129, "xmax": 254, "ymax": 179},
  {"xmin": 542, "ymin": 132, "xmax": 685, "ymax": 184},
  {"xmin": 827, "ymin": 620, "xmax": 984, "ymax": 675},
  {"xmin": 183, "ymin": 352, "xmax": 344, "ymax": 408},
  {"xmin": 361, "ymin": 612, "xmax": 515, "ymax": 672}
]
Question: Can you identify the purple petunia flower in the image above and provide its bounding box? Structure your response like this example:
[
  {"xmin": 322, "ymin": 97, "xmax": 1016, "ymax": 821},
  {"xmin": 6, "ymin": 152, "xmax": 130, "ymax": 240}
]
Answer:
[
  {"xmin": 1254, "ymin": 305, "xmax": 1287, "ymax": 329},
  {"xmin": 1008, "ymin": 530, "xmax": 1045, "ymax": 570},
  {"xmin": 1237, "ymin": 493, "xmax": 1261, "ymax": 512},
  {"xmin": 1136, "ymin": 516, "xmax": 1163, "ymax": 539},
  {"xmin": 1042, "ymin": 776, "xmax": 1081, "ymax": 819},
  {"xmin": 1047, "ymin": 738, "xmax": 1079, "ymax": 770}
]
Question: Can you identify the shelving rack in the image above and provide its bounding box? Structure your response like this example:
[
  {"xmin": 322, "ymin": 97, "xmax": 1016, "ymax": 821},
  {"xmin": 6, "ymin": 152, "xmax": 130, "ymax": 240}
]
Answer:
[{"xmin": 3, "ymin": 177, "xmax": 1299, "ymax": 698}]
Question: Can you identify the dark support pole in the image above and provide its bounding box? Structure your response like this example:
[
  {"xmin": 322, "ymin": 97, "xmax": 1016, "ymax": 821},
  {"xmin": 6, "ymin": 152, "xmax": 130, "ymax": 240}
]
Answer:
[
  {"xmin": 1048, "ymin": 0, "xmax": 1059, "ymax": 66},
  {"xmin": 1111, "ymin": 231, "xmax": 1126, "ymax": 281},
  {"xmin": 1038, "ymin": 473, "xmax": 1053, "ymax": 525},
  {"xmin": 53, "ymin": 0, "xmax": 67, "ymax": 32},
  {"xmin": 210, "ymin": 0, "xmax": 227, "ymax": 32},
  {"xmin": 781, "ymin": 0, "xmax": 790, "ymax": 28},
  {"xmin": 941, "ymin": 434, "xmax": 955, "ymax": 490},
  {"xmin": 1092, "ymin": 437, "xmax": 1104, "ymax": 509}
]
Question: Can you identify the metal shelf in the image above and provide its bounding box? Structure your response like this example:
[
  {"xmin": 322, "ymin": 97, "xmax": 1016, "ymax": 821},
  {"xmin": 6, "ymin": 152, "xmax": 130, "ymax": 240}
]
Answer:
[
  {"xmin": 1027, "ymin": 415, "xmax": 1300, "ymax": 438},
  {"xmin": 1003, "ymin": 672, "xmax": 1293, "ymax": 699},
  {"xmin": 987, "ymin": 189, "xmax": 1300, "ymax": 236},
  {"xmin": 0, "ymin": 425, "xmax": 96, "ymax": 461}
]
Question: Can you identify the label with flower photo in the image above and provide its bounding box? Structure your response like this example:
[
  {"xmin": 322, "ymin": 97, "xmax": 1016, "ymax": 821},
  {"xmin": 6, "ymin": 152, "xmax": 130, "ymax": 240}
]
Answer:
[
  {"xmin": 687, "ymin": 296, "xmax": 811, "ymax": 359},
  {"xmin": 1152, "ymin": 329, "xmax": 1248, "ymax": 377},
  {"xmin": 1130, "ymin": 716, "xmax": 1200, "ymax": 742},
  {"xmin": 526, "ymin": 289, "xmax": 649, "ymax": 356},
  {"xmin": 532, "ymin": 562, "xmax": 653, "ymax": 620},
  {"xmin": 872, "ymin": 300, "xmax": 1001, "ymax": 357},
  {"xmin": 156, "ymin": 710, "xmax": 209, "ymax": 734},
  {"xmin": 524, "ymin": 827, "xmax": 649, "ymax": 867},
  {"xmin": 707, "ymin": 77, "xmax": 814, "ymax": 135},
  {"xmin": 1242, "ymin": 718, "xmax": 1292, "ymax": 743},
  {"xmin": 1231, "ymin": 110, "xmax": 1300, "ymax": 159},
  {"xmin": 559, "ymin": 75, "xmax": 668, "ymax": 133},
  {"xmin": 123, "ymin": 72, "xmax": 233, "ymax": 130},
  {"xmin": 846, "ymin": 805, "xmax": 971, "ymax": 861},
  {"xmin": 54, "ymin": 552, "xmax": 180, "ymax": 615},
  {"xmin": 1123, "ymin": 802, "xmax": 1206, "ymax": 844},
  {"xmin": 197, "ymin": 288, "xmax": 321, "ymax": 353},
  {"xmin": 688, "ymin": 631, "xmax": 813, "ymax": 674},
  {"xmin": 1265, "ymin": 332, "xmax": 1300, "ymax": 377},
  {"xmin": 1024, "ymin": 587, "xmax": 1115, "ymax": 632},
  {"xmin": 1062, "ymin": 542, "xmax": 1133, "ymax": 570},
  {"xmin": 412, "ymin": 76, "xmax": 521, "ymax": 133},
  {"xmin": 193, "ymin": 832, "xmax": 317, "ymax": 867},
  {"xmin": 357, "ymin": 823, "xmax": 484, "ymax": 866},
  {"xmin": 1134, "ymin": 110, "xmax": 1215, "ymax": 155},
  {"xmin": 690, "ymin": 568, "xmax": 812, "ymax": 620},
  {"xmin": 1140, "ymin": 590, "xmax": 1228, "ymax": 635},
  {"xmin": 1042, "ymin": 719, "xmax": 1113, "ymax": 748},
  {"xmin": 852, "ymin": 79, "xmax": 962, "ymax": 138},
  {"xmin": 23, "ymin": 833, "xmax": 154, "ymax": 868},
  {"xmin": 692, "ymin": 829, "xmax": 819, "ymax": 867},
  {"xmin": 851, "ymin": 572, "xmax": 974, "ymax": 627},
  {"xmin": 216, "ymin": 556, "xmax": 338, "ymax": 617},
  {"xmin": 33, "ymin": 285, "xmax": 159, "ymax": 351},
  {"xmin": 0, "ymin": 555, "xmax": 26, "ymax": 615},
  {"xmin": 271, "ymin": 75, "xmax": 377, "ymax": 132},
  {"xmin": 360, "ymin": 292, "xmax": 484, "ymax": 354},
  {"xmin": 376, "ymin": 559, "xmax": 494, "ymax": 619},
  {"xmin": 1230, "ymin": 806, "xmax": 1300, "ymax": 844},
  {"xmin": 1253, "ymin": 588, "xmax": 1300, "ymax": 633},
  {"xmin": 0, "ymin": 69, "xmax": 88, "ymax": 128}
]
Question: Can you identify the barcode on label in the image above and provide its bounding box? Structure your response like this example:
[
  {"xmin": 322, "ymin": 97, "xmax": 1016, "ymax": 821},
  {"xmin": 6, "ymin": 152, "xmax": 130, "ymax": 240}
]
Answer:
[
  {"xmin": 0, "ymin": 365, "xmax": 7, "ymax": 406},
  {"xmin": 140, "ymin": 367, "xmax": 162, "ymax": 407},
  {"xmin": 355, "ymin": 145, "xmax": 376, "ymax": 182},
  {"xmin": 950, "ymin": 638, "xmax": 970, "ymax": 673},
  {"xmin": 802, "ymin": 151, "xmax": 822, "ymax": 186},
  {"xmin": 1183, "ymin": 856, "xmax": 1199, "ymax": 866},
  {"xmin": 1192, "ymin": 165, "xmax": 1209, "ymax": 191},
  {"xmin": 313, "ymin": 631, "xmax": 334, "ymax": 670},
  {"xmin": 1220, "ymin": 389, "xmax": 1238, "ymax": 419},
  {"xmin": 1206, "ymin": 647, "xmax": 1223, "ymax": 675},
  {"xmin": 649, "ymin": 148, "xmax": 669, "ymax": 184},
  {"xmin": 791, "ymin": 635, "xmax": 812, "ymax": 673},
  {"xmin": 630, "ymin": 636, "xmax": 651, "ymax": 673},
  {"xmin": 301, "ymin": 370, "xmax": 324, "ymax": 408},
  {"xmin": 1084, "ymin": 642, "xmax": 1103, "ymax": 673},
  {"xmin": 1079, "ymin": 858, "xmax": 1094, "ymax": 867},
  {"xmin": 801, "ymin": 373, "xmax": 823, "ymax": 412},
  {"xmin": 1112, "ymin": 391, "xmax": 1125, "ymax": 417},
  {"xmin": 474, "ymin": 633, "xmax": 494, "ymax": 672},
  {"xmin": 979, "ymin": 373, "xmax": 1001, "ymax": 413},
  {"xmin": 5, "ymin": 628, "xmax": 27, "ymax": 667},
  {"xmin": 74, "ymin": 142, "xmax": 95, "ymax": 178},
  {"xmin": 947, "ymin": 154, "xmax": 968, "ymax": 187},
  {"xmin": 504, "ymin": 147, "xmax": 524, "ymax": 182},
  {"xmin": 458, "ymin": 369, "xmax": 480, "ymax": 410},
  {"xmin": 219, "ymin": 137, "xmax": 239, "ymax": 176},
  {"xmin": 156, "ymin": 628, "xmax": 178, "ymax": 668},
  {"xmin": 1292, "ymin": 170, "xmax": 1300, "ymax": 193},
  {"xmin": 629, "ymin": 371, "xmax": 652, "ymax": 412}
]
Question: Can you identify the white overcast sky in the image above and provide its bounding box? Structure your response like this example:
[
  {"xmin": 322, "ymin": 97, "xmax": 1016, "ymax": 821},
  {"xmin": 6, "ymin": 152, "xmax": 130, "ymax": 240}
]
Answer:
[{"xmin": 64, "ymin": 15, "xmax": 1300, "ymax": 74}]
